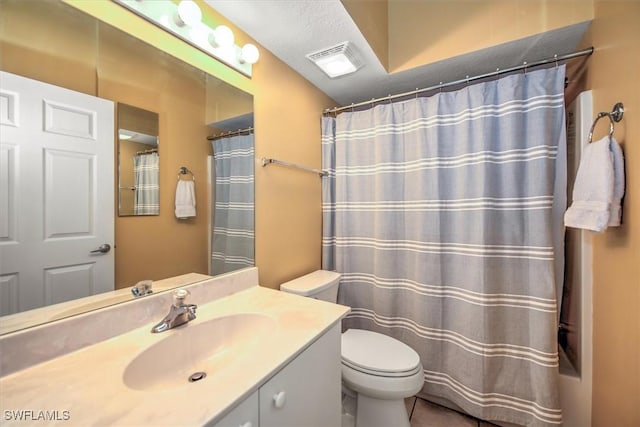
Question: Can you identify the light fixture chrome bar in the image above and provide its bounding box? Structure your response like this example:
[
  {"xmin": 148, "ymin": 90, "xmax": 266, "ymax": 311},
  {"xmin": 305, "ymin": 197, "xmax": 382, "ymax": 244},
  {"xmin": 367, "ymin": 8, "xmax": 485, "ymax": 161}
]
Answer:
[
  {"xmin": 324, "ymin": 47, "xmax": 594, "ymax": 114},
  {"xmin": 261, "ymin": 157, "xmax": 327, "ymax": 178}
]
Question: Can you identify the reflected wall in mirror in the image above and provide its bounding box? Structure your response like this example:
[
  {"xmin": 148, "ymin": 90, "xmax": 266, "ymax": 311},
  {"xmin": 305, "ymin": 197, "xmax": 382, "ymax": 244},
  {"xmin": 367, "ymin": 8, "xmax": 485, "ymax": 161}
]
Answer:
[
  {"xmin": 0, "ymin": 0, "xmax": 254, "ymax": 334},
  {"xmin": 118, "ymin": 103, "xmax": 160, "ymax": 216}
]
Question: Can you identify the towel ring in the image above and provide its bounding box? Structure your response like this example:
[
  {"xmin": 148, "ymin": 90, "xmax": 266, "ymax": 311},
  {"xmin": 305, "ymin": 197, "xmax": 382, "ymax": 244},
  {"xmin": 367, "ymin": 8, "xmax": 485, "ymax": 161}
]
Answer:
[
  {"xmin": 588, "ymin": 102, "xmax": 624, "ymax": 143},
  {"xmin": 178, "ymin": 166, "xmax": 195, "ymax": 181}
]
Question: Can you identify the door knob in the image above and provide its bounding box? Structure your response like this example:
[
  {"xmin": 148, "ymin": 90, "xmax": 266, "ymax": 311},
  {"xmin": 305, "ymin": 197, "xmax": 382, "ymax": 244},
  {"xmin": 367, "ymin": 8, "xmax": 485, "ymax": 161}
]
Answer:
[{"xmin": 89, "ymin": 243, "xmax": 111, "ymax": 254}]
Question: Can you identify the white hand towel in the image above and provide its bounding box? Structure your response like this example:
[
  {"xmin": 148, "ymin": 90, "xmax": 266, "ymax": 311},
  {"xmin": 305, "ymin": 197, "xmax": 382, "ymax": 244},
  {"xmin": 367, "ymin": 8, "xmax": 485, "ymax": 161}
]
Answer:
[
  {"xmin": 175, "ymin": 180, "xmax": 196, "ymax": 219},
  {"xmin": 608, "ymin": 137, "xmax": 625, "ymax": 226},
  {"xmin": 564, "ymin": 136, "xmax": 613, "ymax": 232}
]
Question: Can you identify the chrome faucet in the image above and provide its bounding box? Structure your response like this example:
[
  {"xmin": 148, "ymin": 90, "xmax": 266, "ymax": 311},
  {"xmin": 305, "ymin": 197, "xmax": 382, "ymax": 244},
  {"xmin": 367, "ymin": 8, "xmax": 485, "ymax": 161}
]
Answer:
[
  {"xmin": 151, "ymin": 289, "xmax": 197, "ymax": 333},
  {"xmin": 131, "ymin": 280, "xmax": 153, "ymax": 297}
]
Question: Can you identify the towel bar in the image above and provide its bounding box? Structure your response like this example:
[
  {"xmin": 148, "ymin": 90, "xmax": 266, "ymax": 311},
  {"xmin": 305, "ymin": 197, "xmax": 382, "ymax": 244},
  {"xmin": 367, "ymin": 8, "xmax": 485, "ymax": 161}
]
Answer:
[{"xmin": 261, "ymin": 157, "xmax": 327, "ymax": 177}]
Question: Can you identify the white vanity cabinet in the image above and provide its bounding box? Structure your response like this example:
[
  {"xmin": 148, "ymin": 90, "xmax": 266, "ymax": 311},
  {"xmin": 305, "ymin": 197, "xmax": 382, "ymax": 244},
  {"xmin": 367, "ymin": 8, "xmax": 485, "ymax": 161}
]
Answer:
[
  {"xmin": 260, "ymin": 324, "xmax": 341, "ymax": 427},
  {"xmin": 210, "ymin": 324, "xmax": 341, "ymax": 427},
  {"xmin": 209, "ymin": 391, "xmax": 259, "ymax": 427}
]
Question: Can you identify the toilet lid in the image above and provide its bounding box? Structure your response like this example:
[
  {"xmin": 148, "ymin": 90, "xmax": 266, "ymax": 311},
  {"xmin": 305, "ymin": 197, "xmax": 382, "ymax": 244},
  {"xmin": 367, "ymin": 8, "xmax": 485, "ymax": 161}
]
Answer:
[{"xmin": 341, "ymin": 329, "xmax": 421, "ymax": 375}]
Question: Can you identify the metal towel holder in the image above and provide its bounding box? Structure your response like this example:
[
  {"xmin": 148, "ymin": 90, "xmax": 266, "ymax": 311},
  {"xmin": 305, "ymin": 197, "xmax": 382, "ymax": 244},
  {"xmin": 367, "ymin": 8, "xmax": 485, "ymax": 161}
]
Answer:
[{"xmin": 588, "ymin": 102, "xmax": 624, "ymax": 143}]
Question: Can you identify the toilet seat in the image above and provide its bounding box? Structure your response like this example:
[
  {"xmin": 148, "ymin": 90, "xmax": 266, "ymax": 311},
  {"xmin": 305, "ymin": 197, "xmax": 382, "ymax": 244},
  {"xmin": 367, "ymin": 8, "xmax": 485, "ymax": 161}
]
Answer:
[
  {"xmin": 341, "ymin": 329, "xmax": 421, "ymax": 378},
  {"xmin": 342, "ymin": 359, "xmax": 422, "ymax": 378}
]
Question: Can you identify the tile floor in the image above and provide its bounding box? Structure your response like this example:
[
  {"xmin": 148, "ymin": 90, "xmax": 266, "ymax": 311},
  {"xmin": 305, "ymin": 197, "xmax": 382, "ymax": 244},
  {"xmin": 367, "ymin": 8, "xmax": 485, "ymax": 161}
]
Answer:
[{"xmin": 405, "ymin": 397, "xmax": 499, "ymax": 427}]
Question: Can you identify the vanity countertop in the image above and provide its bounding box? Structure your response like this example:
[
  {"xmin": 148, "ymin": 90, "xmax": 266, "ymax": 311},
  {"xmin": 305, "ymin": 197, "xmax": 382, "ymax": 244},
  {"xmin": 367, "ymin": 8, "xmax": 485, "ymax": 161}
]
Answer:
[{"xmin": 0, "ymin": 286, "xmax": 349, "ymax": 426}]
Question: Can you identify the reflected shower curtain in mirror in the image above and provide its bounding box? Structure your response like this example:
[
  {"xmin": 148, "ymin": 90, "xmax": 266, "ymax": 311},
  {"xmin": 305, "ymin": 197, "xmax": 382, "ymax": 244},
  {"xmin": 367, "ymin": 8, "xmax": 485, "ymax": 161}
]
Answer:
[
  {"xmin": 133, "ymin": 152, "xmax": 159, "ymax": 215},
  {"xmin": 211, "ymin": 134, "xmax": 254, "ymax": 274},
  {"xmin": 322, "ymin": 66, "xmax": 567, "ymax": 426}
]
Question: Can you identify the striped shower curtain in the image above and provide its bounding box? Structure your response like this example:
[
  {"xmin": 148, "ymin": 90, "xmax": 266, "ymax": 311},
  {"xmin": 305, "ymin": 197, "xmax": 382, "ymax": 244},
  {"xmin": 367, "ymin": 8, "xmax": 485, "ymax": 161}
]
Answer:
[
  {"xmin": 133, "ymin": 152, "xmax": 159, "ymax": 215},
  {"xmin": 211, "ymin": 134, "xmax": 255, "ymax": 274},
  {"xmin": 322, "ymin": 67, "xmax": 566, "ymax": 426}
]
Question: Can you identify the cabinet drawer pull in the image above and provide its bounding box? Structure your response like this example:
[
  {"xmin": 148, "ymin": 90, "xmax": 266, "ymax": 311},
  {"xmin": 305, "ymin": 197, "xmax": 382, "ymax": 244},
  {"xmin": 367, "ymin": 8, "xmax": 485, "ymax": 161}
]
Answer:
[{"xmin": 273, "ymin": 391, "xmax": 286, "ymax": 409}]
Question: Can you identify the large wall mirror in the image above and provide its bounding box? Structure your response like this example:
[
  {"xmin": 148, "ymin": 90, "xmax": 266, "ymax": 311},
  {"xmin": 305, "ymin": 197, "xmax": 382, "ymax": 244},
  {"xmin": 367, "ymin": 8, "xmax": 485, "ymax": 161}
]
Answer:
[{"xmin": 0, "ymin": 0, "xmax": 254, "ymax": 334}]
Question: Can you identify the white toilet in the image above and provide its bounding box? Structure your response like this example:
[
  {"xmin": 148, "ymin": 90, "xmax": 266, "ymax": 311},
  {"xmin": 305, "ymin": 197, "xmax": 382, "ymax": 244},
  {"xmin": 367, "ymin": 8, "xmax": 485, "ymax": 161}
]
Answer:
[{"xmin": 280, "ymin": 270, "xmax": 424, "ymax": 427}]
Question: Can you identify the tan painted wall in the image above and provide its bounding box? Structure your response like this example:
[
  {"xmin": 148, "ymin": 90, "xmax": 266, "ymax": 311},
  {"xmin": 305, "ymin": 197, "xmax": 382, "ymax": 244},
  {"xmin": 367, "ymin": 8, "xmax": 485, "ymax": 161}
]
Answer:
[
  {"xmin": 388, "ymin": 0, "xmax": 593, "ymax": 73},
  {"xmin": 587, "ymin": 2, "xmax": 640, "ymax": 425},
  {"xmin": 0, "ymin": 0, "xmax": 97, "ymax": 94},
  {"xmin": 205, "ymin": 77, "xmax": 253, "ymax": 125},
  {"xmin": 252, "ymin": 51, "xmax": 335, "ymax": 289},
  {"xmin": 341, "ymin": 0, "xmax": 389, "ymax": 70}
]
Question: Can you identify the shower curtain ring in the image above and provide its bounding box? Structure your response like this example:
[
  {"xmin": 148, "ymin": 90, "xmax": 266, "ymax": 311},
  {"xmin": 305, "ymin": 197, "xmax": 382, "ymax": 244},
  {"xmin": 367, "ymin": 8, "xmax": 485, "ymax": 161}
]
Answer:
[
  {"xmin": 523, "ymin": 61, "xmax": 528, "ymax": 75},
  {"xmin": 439, "ymin": 82, "xmax": 443, "ymax": 93},
  {"xmin": 554, "ymin": 54, "xmax": 559, "ymax": 69},
  {"xmin": 415, "ymin": 88, "xmax": 419, "ymax": 100}
]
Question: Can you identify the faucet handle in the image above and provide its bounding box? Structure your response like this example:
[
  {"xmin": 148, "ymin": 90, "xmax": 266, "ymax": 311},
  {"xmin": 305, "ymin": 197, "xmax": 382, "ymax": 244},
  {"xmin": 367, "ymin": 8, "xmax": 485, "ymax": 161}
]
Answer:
[
  {"xmin": 173, "ymin": 288, "xmax": 190, "ymax": 306},
  {"xmin": 131, "ymin": 280, "xmax": 153, "ymax": 297}
]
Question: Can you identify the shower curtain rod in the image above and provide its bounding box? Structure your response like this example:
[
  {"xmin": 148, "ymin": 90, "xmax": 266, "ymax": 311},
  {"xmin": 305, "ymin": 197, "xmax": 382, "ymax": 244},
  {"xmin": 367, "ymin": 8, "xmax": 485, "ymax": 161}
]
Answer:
[
  {"xmin": 207, "ymin": 126, "xmax": 254, "ymax": 141},
  {"xmin": 323, "ymin": 47, "xmax": 594, "ymax": 115}
]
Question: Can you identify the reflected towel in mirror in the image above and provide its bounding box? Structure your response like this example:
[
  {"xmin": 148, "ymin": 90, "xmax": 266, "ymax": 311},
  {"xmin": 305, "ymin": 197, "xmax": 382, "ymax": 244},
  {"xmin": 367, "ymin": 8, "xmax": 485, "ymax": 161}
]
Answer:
[{"xmin": 175, "ymin": 180, "xmax": 196, "ymax": 219}]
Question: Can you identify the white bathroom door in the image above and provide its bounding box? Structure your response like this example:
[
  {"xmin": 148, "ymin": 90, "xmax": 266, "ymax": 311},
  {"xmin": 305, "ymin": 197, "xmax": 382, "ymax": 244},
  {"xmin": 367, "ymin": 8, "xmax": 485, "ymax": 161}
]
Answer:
[{"xmin": 0, "ymin": 71, "xmax": 114, "ymax": 315}]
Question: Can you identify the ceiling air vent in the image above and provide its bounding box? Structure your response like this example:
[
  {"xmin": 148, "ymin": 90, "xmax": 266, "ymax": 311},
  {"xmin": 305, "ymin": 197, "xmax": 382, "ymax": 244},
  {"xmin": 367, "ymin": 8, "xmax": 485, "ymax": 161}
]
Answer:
[{"xmin": 306, "ymin": 42, "xmax": 364, "ymax": 78}]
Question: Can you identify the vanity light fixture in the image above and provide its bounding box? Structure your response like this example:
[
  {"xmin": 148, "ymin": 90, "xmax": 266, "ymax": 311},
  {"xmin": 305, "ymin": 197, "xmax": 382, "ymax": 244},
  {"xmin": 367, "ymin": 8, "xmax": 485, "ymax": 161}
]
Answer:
[
  {"xmin": 112, "ymin": 0, "xmax": 259, "ymax": 77},
  {"xmin": 306, "ymin": 41, "xmax": 363, "ymax": 78}
]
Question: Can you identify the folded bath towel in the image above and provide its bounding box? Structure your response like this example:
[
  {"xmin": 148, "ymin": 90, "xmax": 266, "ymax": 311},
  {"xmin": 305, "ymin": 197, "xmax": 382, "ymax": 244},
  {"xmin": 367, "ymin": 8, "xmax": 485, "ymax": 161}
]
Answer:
[
  {"xmin": 175, "ymin": 179, "xmax": 196, "ymax": 219},
  {"xmin": 564, "ymin": 136, "xmax": 625, "ymax": 232}
]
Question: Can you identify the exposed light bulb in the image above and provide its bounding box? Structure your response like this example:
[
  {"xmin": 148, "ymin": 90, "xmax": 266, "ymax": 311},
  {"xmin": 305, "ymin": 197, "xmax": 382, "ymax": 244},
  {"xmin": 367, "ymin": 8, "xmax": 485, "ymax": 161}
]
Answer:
[
  {"xmin": 189, "ymin": 23, "xmax": 210, "ymax": 46},
  {"xmin": 240, "ymin": 43, "xmax": 260, "ymax": 64},
  {"xmin": 175, "ymin": 0, "xmax": 201, "ymax": 27},
  {"xmin": 209, "ymin": 25, "xmax": 234, "ymax": 48}
]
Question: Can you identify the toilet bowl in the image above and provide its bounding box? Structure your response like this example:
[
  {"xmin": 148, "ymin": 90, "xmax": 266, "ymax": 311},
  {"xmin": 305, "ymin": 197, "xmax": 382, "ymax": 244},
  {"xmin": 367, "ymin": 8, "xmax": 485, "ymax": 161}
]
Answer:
[{"xmin": 280, "ymin": 271, "xmax": 424, "ymax": 427}]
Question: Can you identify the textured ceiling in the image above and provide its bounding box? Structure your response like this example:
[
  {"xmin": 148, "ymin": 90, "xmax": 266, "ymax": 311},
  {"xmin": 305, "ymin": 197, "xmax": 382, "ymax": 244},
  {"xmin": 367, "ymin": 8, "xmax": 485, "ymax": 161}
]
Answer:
[{"xmin": 206, "ymin": 0, "xmax": 590, "ymax": 107}]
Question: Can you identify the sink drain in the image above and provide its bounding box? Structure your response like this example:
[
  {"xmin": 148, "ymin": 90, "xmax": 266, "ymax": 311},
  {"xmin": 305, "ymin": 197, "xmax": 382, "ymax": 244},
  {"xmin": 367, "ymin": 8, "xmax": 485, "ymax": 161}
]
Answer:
[{"xmin": 188, "ymin": 371, "xmax": 207, "ymax": 382}]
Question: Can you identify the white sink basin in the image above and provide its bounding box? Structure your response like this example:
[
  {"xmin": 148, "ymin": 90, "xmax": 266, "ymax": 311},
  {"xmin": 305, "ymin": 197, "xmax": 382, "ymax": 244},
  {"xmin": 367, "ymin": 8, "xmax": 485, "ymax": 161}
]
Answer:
[{"xmin": 123, "ymin": 313, "xmax": 276, "ymax": 391}]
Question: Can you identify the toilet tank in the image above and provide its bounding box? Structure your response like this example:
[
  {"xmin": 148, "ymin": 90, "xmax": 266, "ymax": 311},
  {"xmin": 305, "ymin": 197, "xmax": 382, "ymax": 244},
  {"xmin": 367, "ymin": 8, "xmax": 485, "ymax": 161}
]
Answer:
[{"xmin": 280, "ymin": 270, "xmax": 340, "ymax": 303}]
